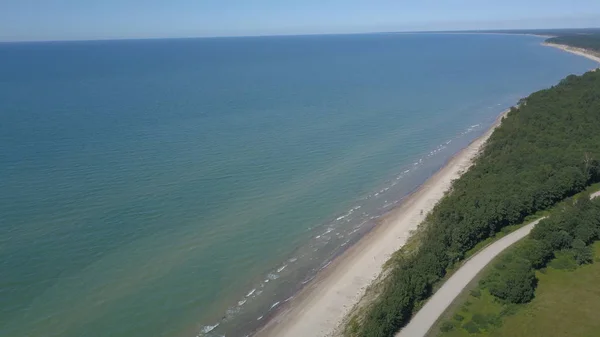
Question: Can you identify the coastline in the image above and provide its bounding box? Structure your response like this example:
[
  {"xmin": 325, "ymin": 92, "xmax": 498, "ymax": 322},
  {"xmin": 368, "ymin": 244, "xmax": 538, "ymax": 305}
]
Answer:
[
  {"xmin": 542, "ymin": 42, "xmax": 600, "ymax": 66},
  {"xmin": 256, "ymin": 110, "xmax": 509, "ymax": 337}
]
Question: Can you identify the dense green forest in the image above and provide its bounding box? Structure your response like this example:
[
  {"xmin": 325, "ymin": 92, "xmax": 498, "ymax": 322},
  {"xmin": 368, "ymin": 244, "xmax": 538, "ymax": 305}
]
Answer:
[
  {"xmin": 350, "ymin": 70, "xmax": 600, "ymax": 337},
  {"xmin": 546, "ymin": 34, "xmax": 600, "ymax": 53}
]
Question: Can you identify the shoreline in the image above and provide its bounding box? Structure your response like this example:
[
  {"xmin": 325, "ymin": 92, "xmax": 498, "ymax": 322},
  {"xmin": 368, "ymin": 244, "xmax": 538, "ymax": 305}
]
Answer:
[
  {"xmin": 542, "ymin": 42, "xmax": 600, "ymax": 66},
  {"xmin": 256, "ymin": 110, "xmax": 509, "ymax": 337}
]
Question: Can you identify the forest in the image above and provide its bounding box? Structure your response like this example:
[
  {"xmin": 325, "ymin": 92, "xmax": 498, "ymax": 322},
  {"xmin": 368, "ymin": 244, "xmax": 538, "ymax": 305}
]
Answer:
[{"xmin": 350, "ymin": 70, "xmax": 600, "ymax": 337}]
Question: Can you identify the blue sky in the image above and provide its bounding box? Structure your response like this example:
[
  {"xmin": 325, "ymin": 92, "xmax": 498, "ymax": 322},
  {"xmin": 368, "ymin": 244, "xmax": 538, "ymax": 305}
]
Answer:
[{"xmin": 2, "ymin": 0, "xmax": 600, "ymax": 41}]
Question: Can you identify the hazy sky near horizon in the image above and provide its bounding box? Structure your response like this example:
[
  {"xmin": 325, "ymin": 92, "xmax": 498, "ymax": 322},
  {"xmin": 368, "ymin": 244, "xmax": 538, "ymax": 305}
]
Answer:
[{"xmin": 2, "ymin": 0, "xmax": 600, "ymax": 41}]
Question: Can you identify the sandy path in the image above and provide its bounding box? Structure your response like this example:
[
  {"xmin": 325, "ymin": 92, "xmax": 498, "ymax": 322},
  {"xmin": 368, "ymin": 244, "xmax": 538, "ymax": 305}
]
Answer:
[
  {"xmin": 257, "ymin": 112, "xmax": 507, "ymax": 337},
  {"xmin": 397, "ymin": 190, "xmax": 600, "ymax": 337}
]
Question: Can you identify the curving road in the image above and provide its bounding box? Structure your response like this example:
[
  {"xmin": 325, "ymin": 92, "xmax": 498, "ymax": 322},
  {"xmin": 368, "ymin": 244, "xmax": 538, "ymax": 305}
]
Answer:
[{"xmin": 397, "ymin": 190, "xmax": 600, "ymax": 337}]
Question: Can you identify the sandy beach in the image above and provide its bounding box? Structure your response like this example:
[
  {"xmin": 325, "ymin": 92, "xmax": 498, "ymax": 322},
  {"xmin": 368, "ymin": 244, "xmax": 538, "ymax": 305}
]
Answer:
[
  {"xmin": 543, "ymin": 42, "xmax": 600, "ymax": 65},
  {"xmin": 257, "ymin": 111, "xmax": 508, "ymax": 337}
]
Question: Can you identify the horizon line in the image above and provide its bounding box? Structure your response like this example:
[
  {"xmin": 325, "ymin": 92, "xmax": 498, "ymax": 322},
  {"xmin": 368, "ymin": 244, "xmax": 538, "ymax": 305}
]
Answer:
[{"xmin": 1, "ymin": 27, "xmax": 598, "ymax": 44}]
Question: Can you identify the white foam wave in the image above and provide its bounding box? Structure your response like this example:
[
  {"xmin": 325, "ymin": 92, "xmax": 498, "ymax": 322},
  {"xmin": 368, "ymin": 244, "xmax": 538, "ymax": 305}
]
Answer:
[
  {"xmin": 226, "ymin": 306, "xmax": 240, "ymax": 317},
  {"xmin": 277, "ymin": 265, "xmax": 287, "ymax": 273},
  {"xmin": 302, "ymin": 276, "xmax": 316, "ymax": 284},
  {"xmin": 238, "ymin": 299, "xmax": 247, "ymax": 306},
  {"xmin": 246, "ymin": 289, "xmax": 256, "ymax": 297},
  {"xmin": 269, "ymin": 301, "xmax": 281, "ymax": 310},
  {"xmin": 320, "ymin": 261, "xmax": 332, "ymax": 270},
  {"xmin": 200, "ymin": 323, "xmax": 219, "ymax": 334}
]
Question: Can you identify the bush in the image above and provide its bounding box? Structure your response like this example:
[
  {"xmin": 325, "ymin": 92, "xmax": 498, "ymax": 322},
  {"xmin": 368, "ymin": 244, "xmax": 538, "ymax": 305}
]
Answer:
[
  {"xmin": 468, "ymin": 313, "xmax": 502, "ymax": 330},
  {"xmin": 462, "ymin": 320, "xmax": 480, "ymax": 334},
  {"xmin": 548, "ymin": 230, "xmax": 573, "ymax": 250},
  {"xmin": 440, "ymin": 321, "xmax": 455, "ymax": 332},
  {"xmin": 470, "ymin": 289, "xmax": 481, "ymax": 298},
  {"xmin": 514, "ymin": 239, "xmax": 554, "ymax": 268},
  {"xmin": 488, "ymin": 314, "xmax": 503, "ymax": 328},
  {"xmin": 453, "ymin": 313, "xmax": 465, "ymax": 321},
  {"xmin": 471, "ymin": 313, "xmax": 488, "ymax": 326},
  {"xmin": 483, "ymin": 256, "xmax": 537, "ymax": 303},
  {"xmin": 549, "ymin": 250, "xmax": 578, "ymax": 270},
  {"xmin": 572, "ymin": 239, "xmax": 594, "ymax": 265}
]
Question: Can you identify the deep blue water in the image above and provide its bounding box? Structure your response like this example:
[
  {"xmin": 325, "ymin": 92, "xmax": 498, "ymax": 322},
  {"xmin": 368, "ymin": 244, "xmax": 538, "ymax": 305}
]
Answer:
[{"xmin": 0, "ymin": 33, "xmax": 597, "ymax": 337}]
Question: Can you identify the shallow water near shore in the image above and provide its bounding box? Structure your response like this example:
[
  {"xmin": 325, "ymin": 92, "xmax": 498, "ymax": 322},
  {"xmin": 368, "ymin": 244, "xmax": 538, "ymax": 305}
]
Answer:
[{"xmin": 0, "ymin": 33, "xmax": 597, "ymax": 337}]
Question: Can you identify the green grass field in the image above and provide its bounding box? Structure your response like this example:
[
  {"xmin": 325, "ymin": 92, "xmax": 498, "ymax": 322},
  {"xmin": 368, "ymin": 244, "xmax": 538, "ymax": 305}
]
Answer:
[{"xmin": 435, "ymin": 241, "xmax": 600, "ymax": 337}]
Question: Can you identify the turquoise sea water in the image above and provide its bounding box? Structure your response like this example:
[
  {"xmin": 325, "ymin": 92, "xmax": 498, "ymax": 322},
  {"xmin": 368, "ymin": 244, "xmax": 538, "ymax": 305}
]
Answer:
[{"xmin": 0, "ymin": 33, "xmax": 597, "ymax": 337}]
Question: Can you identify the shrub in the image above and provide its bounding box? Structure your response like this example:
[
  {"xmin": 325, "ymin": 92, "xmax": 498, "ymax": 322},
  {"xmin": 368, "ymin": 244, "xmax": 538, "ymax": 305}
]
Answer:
[
  {"xmin": 453, "ymin": 313, "xmax": 465, "ymax": 321},
  {"xmin": 483, "ymin": 256, "xmax": 537, "ymax": 303},
  {"xmin": 440, "ymin": 321, "xmax": 455, "ymax": 332},
  {"xmin": 572, "ymin": 239, "xmax": 594, "ymax": 265},
  {"xmin": 462, "ymin": 320, "xmax": 480, "ymax": 334},
  {"xmin": 514, "ymin": 239, "xmax": 553, "ymax": 268},
  {"xmin": 549, "ymin": 250, "xmax": 578, "ymax": 270},
  {"xmin": 470, "ymin": 289, "xmax": 481, "ymax": 298},
  {"xmin": 471, "ymin": 313, "xmax": 488, "ymax": 327}
]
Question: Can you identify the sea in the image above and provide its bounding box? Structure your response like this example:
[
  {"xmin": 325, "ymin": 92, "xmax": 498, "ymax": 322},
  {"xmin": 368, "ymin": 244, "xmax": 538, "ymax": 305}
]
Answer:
[{"xmin": 0, "ymin": 33, "xmax": 597, "ymax": 337}]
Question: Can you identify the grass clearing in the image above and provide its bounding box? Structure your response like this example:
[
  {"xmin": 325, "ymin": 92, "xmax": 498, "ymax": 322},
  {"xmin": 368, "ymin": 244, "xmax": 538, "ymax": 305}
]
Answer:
[{"xmin": 434, "ymin": 242, "xmax": 600, "ymax": 337}]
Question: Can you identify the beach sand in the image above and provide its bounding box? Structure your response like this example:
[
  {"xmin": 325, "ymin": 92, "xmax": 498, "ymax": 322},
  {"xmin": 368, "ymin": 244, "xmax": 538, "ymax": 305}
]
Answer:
[
  {"xmin": 543, "ymin": 42, "xmax": 600, "ymax": 66},
  {"xmin": 256, "ymin": 111, "xmax": 509, "ymax": 337}
]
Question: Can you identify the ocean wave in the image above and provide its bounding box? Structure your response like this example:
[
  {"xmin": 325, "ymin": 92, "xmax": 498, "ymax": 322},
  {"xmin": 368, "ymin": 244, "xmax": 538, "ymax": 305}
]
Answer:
[
  {"xmin": 302, "ymin": 276, "xmax": 315, "ymax": 284},
  {"xmin": 276, "ymin": 265, "xmax": 287, "ymax": 273},
  {"xmin": 199, "ymin": 323, "xmax": 219, "ymax": 334},
  {"xmin": 320, "ymin": 261, "xmax": 332, "ymax": 270},
  {"xmin": 269, "ymin": 301, "xmax": 280, "ymax": 310},
  {"xmin": 246, "ymin": 289, "xmax": 256, "ymax": 297},
  {"xmin": 226, "ymin": 306, "xmax": 240, "ymax": 317}
]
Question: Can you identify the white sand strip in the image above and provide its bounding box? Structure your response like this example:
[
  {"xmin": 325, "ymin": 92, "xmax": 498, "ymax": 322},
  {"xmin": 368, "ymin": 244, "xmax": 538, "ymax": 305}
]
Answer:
[{"xmin": 543, "ymin": 42, "xmax": 600, "ymax": 65}]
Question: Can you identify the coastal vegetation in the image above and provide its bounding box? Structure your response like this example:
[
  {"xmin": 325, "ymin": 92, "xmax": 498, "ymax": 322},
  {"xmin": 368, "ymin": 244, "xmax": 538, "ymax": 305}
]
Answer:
[
  {"xmin": 434, "ymin": 196, "xmax": 600, "ymax": 337},
  {"xmin": 348, "ymin": 70, "xmax": 600, "ymax": 337}
]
